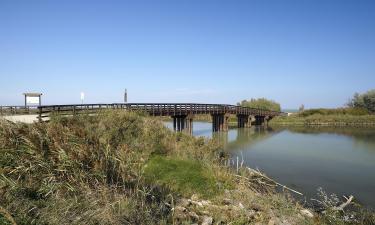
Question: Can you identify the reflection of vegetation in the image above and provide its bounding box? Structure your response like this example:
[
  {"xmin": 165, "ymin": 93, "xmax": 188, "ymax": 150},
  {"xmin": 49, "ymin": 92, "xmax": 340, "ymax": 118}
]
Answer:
[
  {"xmin": 280, "ymin": 126, "xmax": 374, "ymax": 138},
  {"xmin": 222, "ymin": 127, "xmax": 279, "ymax": 151},
  {"xmin": 274, "ymin": 126, "xmax": 375, "ymax": 149}
]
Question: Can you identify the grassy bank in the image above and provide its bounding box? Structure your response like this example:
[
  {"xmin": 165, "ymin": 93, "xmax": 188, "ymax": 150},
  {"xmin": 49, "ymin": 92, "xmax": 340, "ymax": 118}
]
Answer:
[
  {"xmin": 270, "ymin": 108, "xmax": 375, "ymax": 126},
  {"xmin": 0, "ymin": 111, "xmax": 373, "ymax": 224}
]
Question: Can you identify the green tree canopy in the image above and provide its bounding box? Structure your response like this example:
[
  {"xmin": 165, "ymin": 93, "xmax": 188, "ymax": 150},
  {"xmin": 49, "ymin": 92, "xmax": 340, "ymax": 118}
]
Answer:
[
  {"xmin": 238, "ymin": 98, "xmax": 281, "ymax": 111},
  {"xmin": 348, "ymin": 89, "xmax": 375, "ymax": 113}
]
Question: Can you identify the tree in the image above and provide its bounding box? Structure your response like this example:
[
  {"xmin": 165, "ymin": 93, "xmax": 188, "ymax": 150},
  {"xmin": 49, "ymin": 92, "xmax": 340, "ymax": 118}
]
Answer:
[
  {"xmin": 238, "ymin": 98, "xmax": 281, "ymax": 111},
  {"xmin": 348, "ymin": 89, "xmax": 375, "ymax": 112},
  {"xmin": 363, "ymin": 90, "xmax": 375, "ymax": 112},
  {"xmin": 347, "ymin": 92, "xmax": 365, "ymax": 108}
]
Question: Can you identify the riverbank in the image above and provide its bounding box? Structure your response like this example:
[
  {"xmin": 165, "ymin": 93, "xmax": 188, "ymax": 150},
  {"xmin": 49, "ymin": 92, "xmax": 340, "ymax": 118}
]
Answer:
[
  {"xmin": 270, "ymin": 114, "xmax": 375, "ymax": 127},
  {"xmin": 0, "ymin": 111, "xmax": 374, "ymax": 224}
]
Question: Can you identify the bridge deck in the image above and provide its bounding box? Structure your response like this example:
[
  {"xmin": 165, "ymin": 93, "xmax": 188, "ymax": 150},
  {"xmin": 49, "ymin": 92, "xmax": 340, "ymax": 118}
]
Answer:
[{"xmin": 36, "ymin": 103, "xmax": 283, "ymax": 120}]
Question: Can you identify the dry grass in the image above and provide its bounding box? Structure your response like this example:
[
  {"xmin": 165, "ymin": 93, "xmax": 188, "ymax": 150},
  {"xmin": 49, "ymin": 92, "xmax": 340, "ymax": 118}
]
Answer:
[
  {"xmin": 270, "ymin": 114, "xmax": 375, "ymax": 126},
  {"xmin": 1, "ymin": 110, "xmax": 364, "ymax": 224}
]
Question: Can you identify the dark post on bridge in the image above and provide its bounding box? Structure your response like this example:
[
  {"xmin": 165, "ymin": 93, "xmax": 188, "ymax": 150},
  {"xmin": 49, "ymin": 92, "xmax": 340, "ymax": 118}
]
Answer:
[
  {"xmin": 212, "ymin": 113, "xmax": 230, "ymax": 132},
  {"xmin": 172, "ymin": 114, "xmax": 194, "ymax": 134}
]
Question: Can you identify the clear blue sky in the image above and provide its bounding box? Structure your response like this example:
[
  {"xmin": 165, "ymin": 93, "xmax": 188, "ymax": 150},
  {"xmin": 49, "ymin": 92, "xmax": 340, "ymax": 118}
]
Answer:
[{"xmin": 1, "ymin": 0, "xmax": 375, "ymax": 109}]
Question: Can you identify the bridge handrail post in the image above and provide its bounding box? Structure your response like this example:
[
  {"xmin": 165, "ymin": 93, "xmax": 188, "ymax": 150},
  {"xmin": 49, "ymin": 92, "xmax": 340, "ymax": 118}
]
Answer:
[{"xmin": 38, "ymin": 107, "xmax": 42, "ymax": 122}]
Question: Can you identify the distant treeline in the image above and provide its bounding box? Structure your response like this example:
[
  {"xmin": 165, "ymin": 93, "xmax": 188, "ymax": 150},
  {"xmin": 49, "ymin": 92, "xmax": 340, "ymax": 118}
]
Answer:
[
  {"xmin": 298, "ymin": 89, "xmax": 375, "ymax": 117},
  {"xmin": 270, "ymin": 89, "xmax": 375, "ymax": 126},
  {"xmin": 298, "ymin": 107, "xmax": 370, "ymax": 117}
]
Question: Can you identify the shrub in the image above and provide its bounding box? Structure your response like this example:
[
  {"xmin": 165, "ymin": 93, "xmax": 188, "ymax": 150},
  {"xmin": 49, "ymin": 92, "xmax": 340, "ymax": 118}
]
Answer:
[
  {"xmin": 348, "ymin": 89, "xmax": 375, "ymax": 113},
  {"xmin": 0, "ymin": 111, "xmax": 175, "ymax": 224},
  {"xmin": 298, "ymin": 108, "xmax": 369, "ymax": 117},
  {"xmin": 238, "ymin": 98, "xmax": 281, "ymax": 111}
]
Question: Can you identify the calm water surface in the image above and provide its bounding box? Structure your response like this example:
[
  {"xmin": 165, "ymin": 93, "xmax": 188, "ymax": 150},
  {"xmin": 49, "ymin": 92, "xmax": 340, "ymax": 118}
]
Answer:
[{"xmin": 165, "ymin": 122, "xmax": 375, "ymax": 208}]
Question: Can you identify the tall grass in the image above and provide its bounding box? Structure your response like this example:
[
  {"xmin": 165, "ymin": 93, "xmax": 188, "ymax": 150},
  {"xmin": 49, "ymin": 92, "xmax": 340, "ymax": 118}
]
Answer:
[
  {"xmin": 1, "ymin": 110, "xmax": 362, "ymax": 224},
  {"xmin": 0, "ymin": 110, "xmax": 229, "ymax": 224},
  {"xmin": 0, "ymin": 111, "xmax": 180, "ymax": 223},
  {"xmin": 270, "ymin": 108, "xmax": 375, "ymax": 126},
  {"xmin": 299, "ymin": 108, "xmax": 370, "ymax": 117}
]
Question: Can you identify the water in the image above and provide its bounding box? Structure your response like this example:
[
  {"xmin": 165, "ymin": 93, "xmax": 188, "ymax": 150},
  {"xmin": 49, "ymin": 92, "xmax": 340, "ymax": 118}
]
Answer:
[{"xmin": 165, "ymin": 122, "xmax": 375, "ymax": 208}]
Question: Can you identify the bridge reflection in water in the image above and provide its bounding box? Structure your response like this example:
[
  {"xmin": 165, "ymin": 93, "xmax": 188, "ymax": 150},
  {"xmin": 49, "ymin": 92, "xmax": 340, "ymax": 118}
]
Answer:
[{"xmin": 213, "ymin": 126, "xmax": 279, "ymax": 151}]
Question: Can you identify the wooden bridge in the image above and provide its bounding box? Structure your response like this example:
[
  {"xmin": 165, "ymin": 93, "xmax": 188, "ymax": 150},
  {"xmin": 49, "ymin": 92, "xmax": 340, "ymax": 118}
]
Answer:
[
  {"xmin": 1, "ymin": 103, "xmax": 284, "ymax": 132},
  {"xmin": 35, "ymin": 103, "xmax": 283, "ymax": 132}
]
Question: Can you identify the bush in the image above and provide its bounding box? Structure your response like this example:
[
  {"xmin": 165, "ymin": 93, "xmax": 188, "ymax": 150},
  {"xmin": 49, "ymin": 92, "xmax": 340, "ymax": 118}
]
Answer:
[
  {"xmin": 238, "ymin": 98, "xmax": 281, "ymax": 111},
  {"xmin": 348, "ymin": 89, "xmax": 375, "ymax": 113},
  {"xmin": 0, "ymin": 111, "xmax": 175, "ymax": 224},
  {"xmin": 0, "ymin": 110, "xmax": 239, "ymax": 224},
  {"xmin": 298, "ymin": 107, "xmax": 369, "ymax": 117}
]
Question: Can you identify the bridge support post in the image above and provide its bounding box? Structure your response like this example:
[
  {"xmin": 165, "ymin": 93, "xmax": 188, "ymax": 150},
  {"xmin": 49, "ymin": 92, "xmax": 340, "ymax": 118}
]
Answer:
[
  {"xmin": 245, "ymin": 115, "xmax": 254, "ymax": 128},
  {"xmin": 255, "ymin": 116, "xmax": 260, "ymax": 126},
  {"xmin": 211, "ymin": 113, "xmax": 229, "ymax": 132},
  {"xmin": 171, "ymin": 114, "xmax": 194, "ymax": 134},
  {"xmin": 185, "ymin": 114, "xmax": 194, "ymax": 135},
  {"xmin": 172, "ymin": 115, "xmax": 184, "ymax": 132},
  {"xmin": 173, "ymin": 117, "xmax": 177, "ymax": 131},
  {"xmin": 237, "ymin": 114, "xmax": 252, "ymax": 128},
  {"xmin": 264, "ymin": 116, "xmax": 271, "ymax": 126},
  {"xmin": 255, "ymin": 116, "xmax": 267, "ymax": 126}
]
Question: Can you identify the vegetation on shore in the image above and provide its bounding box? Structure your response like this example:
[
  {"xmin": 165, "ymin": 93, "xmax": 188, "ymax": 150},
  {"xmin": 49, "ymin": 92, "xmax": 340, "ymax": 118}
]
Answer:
[
  {"xmin": 0, "ymin": 111, "xmax": 374, "ymax": 224},
  {"xmin": 347, "ymin": 89, "xmax": 375, "ymax": 112},
  {"xmin": 271, "ymin": 89, "xmax": 375, "ymax": 126},
  {"xmin": 238, "ymin": 98, "xmax": 281, "ymax": 112},
  {"xmin": 298, "ymin": 108, "xmax": 370, "ymax": 117},
  {"xmin": 270, "ymin": 108, "xmax": 375, "ymax": 126}
]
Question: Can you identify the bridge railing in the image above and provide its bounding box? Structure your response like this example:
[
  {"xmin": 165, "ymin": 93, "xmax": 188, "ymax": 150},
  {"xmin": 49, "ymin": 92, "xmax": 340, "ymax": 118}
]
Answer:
[
  {"xmin": 36, "ymin": 103, "xmax": 284, "ymax": 121},
  {"xmin": 0, "ymin": 106, "xmax": 39, "ymax": 116}
]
